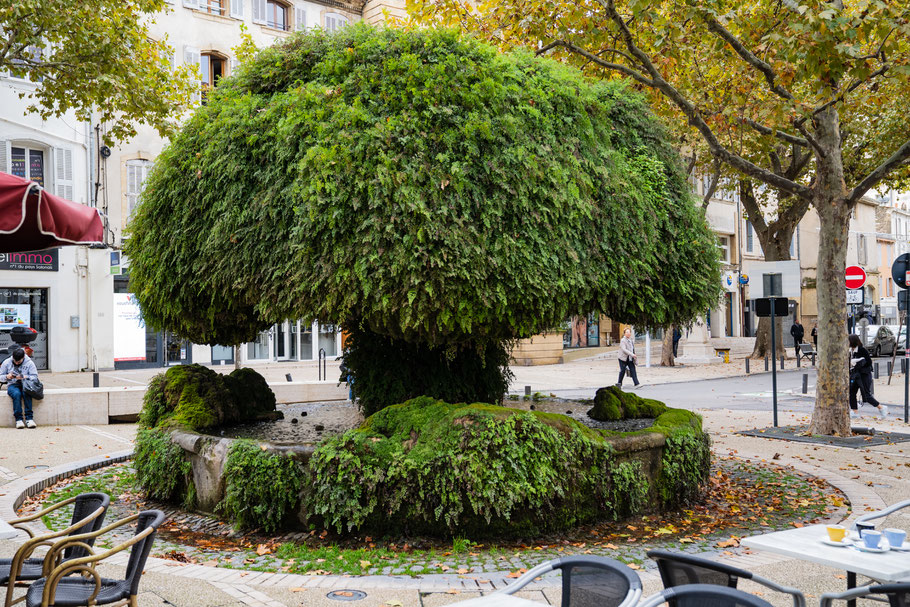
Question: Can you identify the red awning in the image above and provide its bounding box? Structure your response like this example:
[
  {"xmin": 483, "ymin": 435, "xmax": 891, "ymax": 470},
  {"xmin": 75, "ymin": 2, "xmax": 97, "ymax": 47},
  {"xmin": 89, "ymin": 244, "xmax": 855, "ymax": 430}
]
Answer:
[{"xmin": 0, "ymin": 171, "xmax": 104, "ymax": 253}]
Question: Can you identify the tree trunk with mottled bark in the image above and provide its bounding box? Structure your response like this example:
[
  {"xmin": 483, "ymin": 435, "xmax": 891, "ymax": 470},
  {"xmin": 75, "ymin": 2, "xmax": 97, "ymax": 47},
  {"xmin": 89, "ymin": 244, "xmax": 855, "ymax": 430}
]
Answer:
[
  {"xmin": 808, "ymin": 108, "xmax": 852, "ymax": 437},
  {"xmin": 661, "ymin": 326, "xmax": 675, "ymax": 366}
]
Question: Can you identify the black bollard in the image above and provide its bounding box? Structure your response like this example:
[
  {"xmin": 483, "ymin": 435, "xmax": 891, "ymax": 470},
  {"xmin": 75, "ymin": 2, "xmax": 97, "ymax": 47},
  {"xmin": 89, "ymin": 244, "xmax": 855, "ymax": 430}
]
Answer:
[
  {"xmin": 888, "ymin": 361, "xmax": 893, "ymax": 375},
  {"xmin": 797, "ymin": 352, "xmax": 801, "ymax": 368},
  {"xmin": 285, "ymin": 373, "xmax": 292, "ymax": 382},
  {"xmin": 802, "ymin": 373, "xmax": 809, "ymax": 394},
  {"xmin": 780, "ymin": 355, "xmax": 785, "ymax": 370},
  {"xmin": 765, "ymin": 356, "xmax": 769, "ymax": 371},
  {"xmin": 92, "ymin": 372, "xmax": 99, "ymax": 388},
  {"xmin": 874, "ymin": 363, "xmax": 880, "ymax": 379},
  {"xmin": 745, "ymin": 358, "xmax": 750, "ymax": 374},
  {"xmin": 525, "ymin": 385, "xmax": 531, "ymax": 396}
]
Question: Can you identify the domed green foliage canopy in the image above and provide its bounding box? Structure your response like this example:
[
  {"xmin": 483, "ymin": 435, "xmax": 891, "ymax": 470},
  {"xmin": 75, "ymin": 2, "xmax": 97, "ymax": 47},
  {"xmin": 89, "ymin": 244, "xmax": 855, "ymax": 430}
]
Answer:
[{"xmin": 126, "ymin": 25, "xmax": 720, "ymax": 350}]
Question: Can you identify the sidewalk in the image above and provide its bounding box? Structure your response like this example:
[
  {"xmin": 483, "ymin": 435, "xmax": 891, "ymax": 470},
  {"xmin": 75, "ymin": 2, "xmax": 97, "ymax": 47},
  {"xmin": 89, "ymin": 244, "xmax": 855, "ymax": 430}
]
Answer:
[{"xmin": 2, "ymin": 364, "xmax": 910, "ymax": 607}]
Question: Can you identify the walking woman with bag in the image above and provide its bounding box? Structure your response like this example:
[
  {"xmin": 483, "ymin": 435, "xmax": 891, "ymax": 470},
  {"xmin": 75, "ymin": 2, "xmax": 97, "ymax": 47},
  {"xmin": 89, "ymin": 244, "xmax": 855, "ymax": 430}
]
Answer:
[
  {"xmin": 848, "ymin": 334, "xmax": 888, "ymax": 419},
  {"xmin": 0, "ymin": 348, "xmax": 39, "ymax": 428},
  {"xmin": 616, "ymin": 328, "xmax": 641, "ymax": 389}
]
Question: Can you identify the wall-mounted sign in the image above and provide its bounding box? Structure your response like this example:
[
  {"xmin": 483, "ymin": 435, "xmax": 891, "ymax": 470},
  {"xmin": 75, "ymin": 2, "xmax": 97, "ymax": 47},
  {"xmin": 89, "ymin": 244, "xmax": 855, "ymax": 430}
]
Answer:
[
  {"xmin": 0, "ymin": 249, "xmax": 59, "ymax": 271},
  {"xmin": 113, "ymin": 293, "xmax": 146, "ymax": 362}
]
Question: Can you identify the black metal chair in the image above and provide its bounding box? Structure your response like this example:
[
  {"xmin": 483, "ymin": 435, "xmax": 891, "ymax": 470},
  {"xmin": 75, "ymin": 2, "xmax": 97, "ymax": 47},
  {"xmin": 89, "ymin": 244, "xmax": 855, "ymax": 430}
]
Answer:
[
  {"xmin": 494, "ymin": 555, "xmax": 642, "ymax": 607},
  {"xmin": 821, "ymin": 583, "xmax": 910, "ymax": 607},
  {"xmin": 647, "ymin": 550, "xmax": 806, "ymax": 607},
  {"xmin": 24, "ymin": 510, "xmax": 165, "ymax": 607},
  {"xmin": 639, "ymin": 584, "xmax": 776, "ymax": 607},
  {"xmin": 2, "ymin": 493, "xmax": 110, "ymax": 607},
  {"xmin": 853, "ymin": 500, "xmax": 910, "ymax": 532}
]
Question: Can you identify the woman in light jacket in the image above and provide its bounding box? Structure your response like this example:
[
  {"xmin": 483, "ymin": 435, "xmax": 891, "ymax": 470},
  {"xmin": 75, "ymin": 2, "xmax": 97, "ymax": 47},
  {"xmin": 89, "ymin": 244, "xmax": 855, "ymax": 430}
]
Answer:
[
  {"xmin": 616, "ymin": 328, "xmax": 641, "ymax": 389},
  {"xmin": 1, "ymin": 348, "xmax": 39, "ymax": 428}
]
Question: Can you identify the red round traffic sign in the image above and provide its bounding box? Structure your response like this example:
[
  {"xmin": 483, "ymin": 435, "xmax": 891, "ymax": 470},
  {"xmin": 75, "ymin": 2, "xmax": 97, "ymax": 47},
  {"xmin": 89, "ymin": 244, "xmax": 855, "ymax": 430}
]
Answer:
[{"xmin": 845, "ymin": 265, "xmax": 867, "ymax": 290}]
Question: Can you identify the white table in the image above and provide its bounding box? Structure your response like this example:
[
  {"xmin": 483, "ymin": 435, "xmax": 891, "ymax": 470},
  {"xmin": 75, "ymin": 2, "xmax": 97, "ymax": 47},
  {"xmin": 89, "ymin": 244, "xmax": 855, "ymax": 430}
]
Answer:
[
  {"xmin": 0, "ymin": 519, "xmax": 18, "ymax": 540},
  {"xmin": 446, "ymin": 594, "xmax": 545, "ymax": 607},
  {"xmin": 742, "ymin": 524, "xmax": 910, "ymax": 607}
]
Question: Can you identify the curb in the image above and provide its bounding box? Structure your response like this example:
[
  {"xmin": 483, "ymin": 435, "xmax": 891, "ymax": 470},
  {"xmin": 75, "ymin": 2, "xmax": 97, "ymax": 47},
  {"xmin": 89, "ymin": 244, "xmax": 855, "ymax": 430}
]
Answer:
[{"xmin": 0, "ymin": 444, "xmax": 883, "ymax": 594}]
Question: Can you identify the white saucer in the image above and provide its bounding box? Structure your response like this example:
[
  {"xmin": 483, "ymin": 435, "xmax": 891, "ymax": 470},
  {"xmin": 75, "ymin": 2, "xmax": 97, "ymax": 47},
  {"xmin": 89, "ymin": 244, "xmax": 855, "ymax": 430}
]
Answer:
[
  {"xmin": 854, "ymin": 542, "xmax": 890, "ymax": 553},
  {"xmin": 889, "ymin": 541, "xmax": 910, "ymax": 551},
  {"xmin": 821, "ymin": 537, "xmax": 853, "ymax": 547}
]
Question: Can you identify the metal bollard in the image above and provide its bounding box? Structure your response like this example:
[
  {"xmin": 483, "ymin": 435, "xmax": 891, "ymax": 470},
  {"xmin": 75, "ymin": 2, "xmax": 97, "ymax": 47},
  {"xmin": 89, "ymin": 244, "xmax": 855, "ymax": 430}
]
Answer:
[
  {"xmin": 92, "ymin": 372, "xmax": 99, "ymax": 388},
  {"xmin": 888, "ymin": 361, "xmax": 893, "ymax": 375},
  {"xmin": 745, "ymin": 358, "xmax": 750, "ymax": 374},
  {"xmin": 874, "ymin": 363, "xmax": 879, "ymax": 379},
  {"xmin": 285, "ymin": 373, "xmax": 292, "ymax": 382},
  {"xmin": 765, "ymin": 356, "xmax": 769, "ymax": 371},
  {"xmin": 797, "ymin": 353, "xmax": 801, "ymax": 368},
  {"xmin": 812, "ymin": 353, "xmax": 816, "ymax": 367},
  {"xmin": 904, "ymin": 359, "xmax": 908, "ymax": 374},
  {"xmin": 802, "ymin": 373, "xmax": 808, "ymax": 394},
  {"xmin": 780, "ymin": 355, "xmax": 785, "ymax": 370},
  {"xmin": 525, "ymin": 385, "xmax": 531, "ymax": 396}
]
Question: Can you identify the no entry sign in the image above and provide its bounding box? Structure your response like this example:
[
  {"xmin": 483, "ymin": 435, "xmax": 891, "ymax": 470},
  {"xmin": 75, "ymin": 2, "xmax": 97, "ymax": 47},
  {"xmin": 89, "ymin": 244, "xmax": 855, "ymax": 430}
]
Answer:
[{"xmin": 845, "ymin": 265, "xmax": 867, "ymax": 290}]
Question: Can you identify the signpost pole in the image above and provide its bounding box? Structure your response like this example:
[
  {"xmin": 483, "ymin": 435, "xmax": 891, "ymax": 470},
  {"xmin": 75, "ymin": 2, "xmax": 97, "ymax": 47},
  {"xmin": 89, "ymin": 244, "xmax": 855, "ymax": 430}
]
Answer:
[
  {"xmin": 771, "ymin": 297, "xmax": 779, "ymax": 428},
  {"xmin": 905, "ymin": 289, "xmax": 909, "ymax": 423}
]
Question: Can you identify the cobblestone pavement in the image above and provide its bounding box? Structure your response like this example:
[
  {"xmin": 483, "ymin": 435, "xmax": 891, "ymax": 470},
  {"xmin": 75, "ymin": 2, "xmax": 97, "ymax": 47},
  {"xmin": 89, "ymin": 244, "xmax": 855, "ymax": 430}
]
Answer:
[{"xmin": 2, "ymin": 364, "xmax": 910, "ymax": 606}]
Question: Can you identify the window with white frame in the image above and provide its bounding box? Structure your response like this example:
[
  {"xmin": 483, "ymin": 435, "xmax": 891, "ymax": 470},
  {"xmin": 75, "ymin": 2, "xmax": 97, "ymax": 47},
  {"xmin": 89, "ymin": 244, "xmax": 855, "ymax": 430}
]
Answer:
[
  {"xmin": 745, "ymin": 221, "xmax": 754, "ymax": 253},
  {"xmin": 126, "ymin": 159, "xmax": 152, "ymax": 217},
  {"xmin": 9, "ymin": 146, "xmax": 46, "ymax": 186},
  {"xmin": 265, "ymin": 0, "xmax": 290, "ymax": 30},
  {"xmin": 324, "ymin": 12, "xmax": 347, "ymax": 32},
  {"xmin": 717, "ymin": 235, "xmax": 731, "ymax": 263},
  {"xmin": 858, "ymin": 233, "xmax": 868, "ymax": 265}
]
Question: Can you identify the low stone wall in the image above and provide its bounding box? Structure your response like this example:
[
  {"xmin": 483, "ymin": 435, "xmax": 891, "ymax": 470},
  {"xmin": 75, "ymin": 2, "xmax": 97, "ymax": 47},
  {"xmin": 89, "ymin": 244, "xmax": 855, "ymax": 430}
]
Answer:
[
  {"xmin": 0, "ymin": 381, "xmax": 348, "ymax": 428},
  {"xmin": 164, "ymin": 423, "xmax": 672, "ymax": 524}
]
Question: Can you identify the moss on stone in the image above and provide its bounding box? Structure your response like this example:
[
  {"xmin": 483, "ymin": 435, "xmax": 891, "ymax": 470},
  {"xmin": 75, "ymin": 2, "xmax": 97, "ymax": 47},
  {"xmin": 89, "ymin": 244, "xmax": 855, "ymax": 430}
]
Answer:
[
  {"xmin": 307, "ymin": 395, "xmax": 708, "ymax": 537},
  {"xmin": 587, "ymin": 385, "xmax": 669, "ymax": 421},
  {"xmin": 138, "ymin": 363, "xmax": 276, "ymax": 431}
]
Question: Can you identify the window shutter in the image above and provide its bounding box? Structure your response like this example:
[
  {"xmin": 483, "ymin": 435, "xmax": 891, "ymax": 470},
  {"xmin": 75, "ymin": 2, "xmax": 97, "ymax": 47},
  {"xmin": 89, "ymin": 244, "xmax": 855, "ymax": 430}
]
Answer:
[
  {"xmin": 252, "ymin": 0, "xmax": 265, "ymax": 23},
  {"xmin": 184, "ymin": 45, "xmax": 202, "ymax": 103},
  {"xmin": 0, "ymin": 140, "xmax": 9, "ymax": 173},
  {"xmin": 229, "ymin": 57, "xmax": 239, "ymax": 76},
  {"xmin": 183, "ymin": 0, "xmax": 199, "ymax": 8},
  {"xmin": 295, "ymin": 7, "xmax": 306, "ymax": 30},
  {"xmin": 54, "ymin": 147, "xmax": 74, "ymax": 201},
  {"xmin": 230, "ymin": 0, "xmax": 243, "ymax": 18}
]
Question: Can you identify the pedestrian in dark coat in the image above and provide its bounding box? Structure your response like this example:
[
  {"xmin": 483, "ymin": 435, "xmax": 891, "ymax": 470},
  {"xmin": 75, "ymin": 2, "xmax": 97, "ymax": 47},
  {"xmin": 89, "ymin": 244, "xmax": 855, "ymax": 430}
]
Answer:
[
  {"xmin": 848, "ymin": 334, "xmax": 888, "ymax": 418},
  {"xmin": 790, "ymin": 320, "xmax": 805, "ymax": 359}
]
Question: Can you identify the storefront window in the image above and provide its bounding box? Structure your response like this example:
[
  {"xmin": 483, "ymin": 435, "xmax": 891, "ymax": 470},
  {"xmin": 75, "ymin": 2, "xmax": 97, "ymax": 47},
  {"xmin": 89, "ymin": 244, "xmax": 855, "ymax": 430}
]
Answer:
[
  {"xmin": 318, "ymin": 323, "xmax": 338, "ymax": 357},
  {"xmin": 0, "ymin": 288, "xmax": 48, "ymax": 369},
  {"xmin": 563, "ymin": 314, "xmax": 600, "ymax": 349},
  {"xmin": 247, "ymin": 331, "xmax": 270, "ymax": 360}
]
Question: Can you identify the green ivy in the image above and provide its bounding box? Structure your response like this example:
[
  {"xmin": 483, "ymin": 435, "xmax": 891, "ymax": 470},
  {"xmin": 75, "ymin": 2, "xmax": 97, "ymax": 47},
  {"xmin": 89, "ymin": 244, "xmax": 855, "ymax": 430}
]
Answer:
[
  {"xmin": 657, "ymin": 427, "xmax": 713, "ymax": 506},
  {"xmin": 125, "ymin": 25, "xmax": 722, "ymax": 349},
  {"xmin": 306, "ymin": 396, "xmax": 709, "ymax": 537},
  {"xmin": 218, "ymin": 440, "xmax": 306, "ymax": 533},
  {"xmin": 340, "ymin": 324, "xmax": 514, "ymax": 415},
  {"xmin": 133, "ymin": 427, "xmax": 194, "ymax": 505}
]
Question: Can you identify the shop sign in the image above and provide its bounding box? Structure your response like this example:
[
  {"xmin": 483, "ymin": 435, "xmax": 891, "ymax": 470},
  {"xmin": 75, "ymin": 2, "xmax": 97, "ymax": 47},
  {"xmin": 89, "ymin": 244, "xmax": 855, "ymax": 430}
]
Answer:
[
  {"xmin": 113, "ymin": 293, "xmax": 146, "ymax": 362},
  {"xmin": 0, "ymin": 249, "xmax": 59, "ymax": 271}
]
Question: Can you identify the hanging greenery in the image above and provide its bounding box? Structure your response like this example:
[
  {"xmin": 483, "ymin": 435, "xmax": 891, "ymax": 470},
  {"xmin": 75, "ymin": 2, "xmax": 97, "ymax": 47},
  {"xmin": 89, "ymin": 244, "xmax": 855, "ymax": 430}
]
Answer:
[{"xmin": 125, "ymin": 25, "xmax": 721, "ymax": 353}]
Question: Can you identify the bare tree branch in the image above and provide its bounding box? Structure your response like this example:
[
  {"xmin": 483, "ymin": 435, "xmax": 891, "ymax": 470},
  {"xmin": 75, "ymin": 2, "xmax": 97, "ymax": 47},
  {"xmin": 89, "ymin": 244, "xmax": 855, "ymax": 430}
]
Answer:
[
  {"xmin": 702, "ymin": 161, "xmax": 721, "ymax": 209},
  {"xmin": 743, "ymin": 118, "xmax": 809, "ymax": 147},
  {"xmin": 537, "ymin": 40, "xmax": 655, "ymax": 87},
  {"xmin": 701, "ymin": 13, "xmax": 794, "ymax": 101},
  {"xmin": 849, "ymin": 138, "xmax": 910, "ymax": 202}
]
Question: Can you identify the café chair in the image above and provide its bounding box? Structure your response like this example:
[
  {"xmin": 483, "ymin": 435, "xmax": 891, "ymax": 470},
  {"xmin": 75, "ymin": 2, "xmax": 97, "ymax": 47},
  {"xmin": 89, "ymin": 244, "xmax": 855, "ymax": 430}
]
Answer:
[
  {"xmin": 647, "ymin": 550, "xmax": 806, "ymax": 607},
  {"xmin": 639, "ymin": 584, "xmax": 775, "ymax": 607},
  {"xmin": 493, "ymin": 555, "xmax": 642, "ymax": 607},
  {"xmin": 23, "ymin": 510, "xmax": 165, "ymax": 607},
  {"xmin": 853, "ymin": 499, "xmax": 910, "ymax": 530},
  {"xmin": 820, "ymin": 583, "xmax": 910, "ymax": 607},
  {"xmin": 1, "ymin": 493, "xmax": 110, "ymax": 607}
]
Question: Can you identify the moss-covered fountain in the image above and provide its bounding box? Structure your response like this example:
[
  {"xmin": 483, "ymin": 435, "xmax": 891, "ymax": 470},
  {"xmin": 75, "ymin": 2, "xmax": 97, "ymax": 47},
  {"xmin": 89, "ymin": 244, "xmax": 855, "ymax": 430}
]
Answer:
[{"xmin": 134, "ymin": 366, "xmax": 710, "ymax": 536}]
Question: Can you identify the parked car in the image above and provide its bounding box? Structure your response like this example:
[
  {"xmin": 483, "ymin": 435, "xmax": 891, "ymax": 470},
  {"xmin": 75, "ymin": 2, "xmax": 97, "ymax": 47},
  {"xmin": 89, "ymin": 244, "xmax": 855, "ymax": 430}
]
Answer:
[{"xmin": 869, "ymin": 325, "xmax": 897, "ymax": 357}]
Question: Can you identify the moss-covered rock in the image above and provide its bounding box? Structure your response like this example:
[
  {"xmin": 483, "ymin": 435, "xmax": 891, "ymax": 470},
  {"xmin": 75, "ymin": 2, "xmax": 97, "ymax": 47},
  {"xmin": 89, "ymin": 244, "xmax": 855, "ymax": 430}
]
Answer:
[
  {"xmin": 587, "ymin": 385, "xmax": 669, "ymax": 421},
  {"xmin": 306, "ymin": 396, "xmax": 708, "ymax": 537},
  {"xmin": 138, "ymin": 364, "xmax": 277, "ymax": 431}
]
